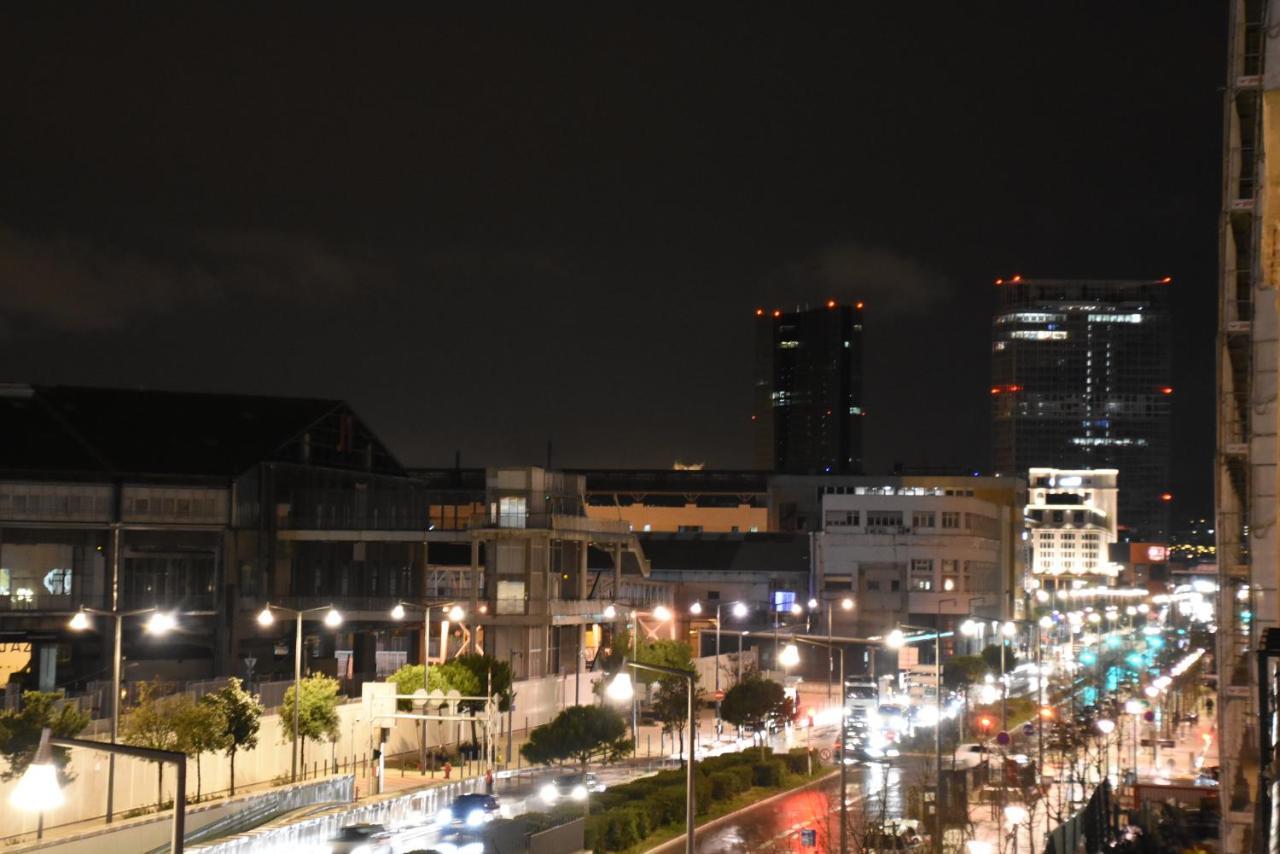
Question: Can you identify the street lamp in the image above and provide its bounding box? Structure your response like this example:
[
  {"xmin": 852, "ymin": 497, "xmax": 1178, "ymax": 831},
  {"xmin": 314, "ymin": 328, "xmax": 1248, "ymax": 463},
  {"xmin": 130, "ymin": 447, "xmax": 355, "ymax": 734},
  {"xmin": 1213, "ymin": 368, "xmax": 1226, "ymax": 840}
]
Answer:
[
  {"xmin": 752, "ymin": 632, "xmax": 850, "ymax": 854},
  {"xmin": 12, "ymin": 728, "xmax": 188, "ymax": 852},
  {"xmin": 691, "ymin": 600, "xmax": 748, "ymax": 739},
  {"xmin": 258, "ymin": 603, "xmax": 344, "ymax": 782},
  {"xmin": 67, "ymin": 605, "xmax": 176, "ymax": 823},
  {"xmin": 1005, "ymin": 804, "xmax": 1029, "ymax": 854},
  {"xmin": 779, "ymin": 643, "xmax": 800, "ymax": 668},
  {"xmin": 606, "ymin": 660, "xmax": 697, "ymax": 854},
  {"xmin": 883, "ymin": 613, "xmax": 955, "ymax": 854}
]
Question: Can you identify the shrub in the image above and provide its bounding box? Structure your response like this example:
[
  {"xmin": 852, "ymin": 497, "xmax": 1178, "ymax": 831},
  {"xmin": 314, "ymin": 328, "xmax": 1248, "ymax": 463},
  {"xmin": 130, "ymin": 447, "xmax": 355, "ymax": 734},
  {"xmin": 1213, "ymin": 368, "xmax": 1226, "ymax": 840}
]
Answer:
[
  {"xmin": 729, "ymin": 764, "xmax": 753, "ymax": 791},
  {"xmin": 636, "ymin": 792, "xmax": 668, "ymax": 828},
  {"xmin": 624, "ymin": 804, "xmax": 652, "ymax": 839},
  {"xmin": 695, "ymin": 778, "xmax": 713, "ymax": 815},
  {"xmin": 603, "ymin": 808, "xmax": 639, "ymax": 850},
  {"xmin": 783, "ymin": 748, "xmax": 811, "ymax": 774},
  {"xmin": 585, "ymin": 814, "xmax": 607, "ymax": 852},
  {"xmin": 709, "ymin": 769, "xmax": 744, "ymax": 801},
  {"xmin": 752, "ymin": 759, "xmax": 785, "ymax": 787},
  {"xmin": 650, "ymin": 785, "xmax": 687, "ymax": 824}
]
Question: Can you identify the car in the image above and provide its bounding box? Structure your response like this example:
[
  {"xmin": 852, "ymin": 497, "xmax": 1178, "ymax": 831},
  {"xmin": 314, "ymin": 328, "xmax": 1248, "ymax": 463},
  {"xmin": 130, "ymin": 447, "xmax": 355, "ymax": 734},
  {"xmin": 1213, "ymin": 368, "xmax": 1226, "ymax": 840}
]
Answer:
[
  {"xmin": 951, "ymin": 743, "xmax": 992, "ymax": 769},
  {"xmin": 865, "ymin": 819, "xmax": 925, "ymax": 853},
  {"xmin": 437, "ymin": 793, "xmax": 501, "ymax": 828},
  {"xmin": 555, "ymin": 771, "xmax": 605, "ymax": 795},
  {"xmin": 327, "ymin": 823, "xmax": 394, "ymax": 854}
]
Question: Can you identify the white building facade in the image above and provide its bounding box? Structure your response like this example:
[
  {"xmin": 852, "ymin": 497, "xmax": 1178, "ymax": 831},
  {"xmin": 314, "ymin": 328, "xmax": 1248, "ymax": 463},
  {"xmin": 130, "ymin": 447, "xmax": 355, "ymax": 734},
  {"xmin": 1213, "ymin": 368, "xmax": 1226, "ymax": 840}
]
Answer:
[{"xmin": 1025, "ymin": 467, "xmax": 1119, "ymax": 590}]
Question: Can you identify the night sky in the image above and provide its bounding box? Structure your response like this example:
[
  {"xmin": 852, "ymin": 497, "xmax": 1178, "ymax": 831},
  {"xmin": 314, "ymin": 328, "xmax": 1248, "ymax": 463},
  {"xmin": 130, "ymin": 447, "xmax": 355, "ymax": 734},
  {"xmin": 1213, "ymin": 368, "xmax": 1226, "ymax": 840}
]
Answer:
[{"xmin": 0, "ymin": 5, "xmax": 1224, "ymax": 519}]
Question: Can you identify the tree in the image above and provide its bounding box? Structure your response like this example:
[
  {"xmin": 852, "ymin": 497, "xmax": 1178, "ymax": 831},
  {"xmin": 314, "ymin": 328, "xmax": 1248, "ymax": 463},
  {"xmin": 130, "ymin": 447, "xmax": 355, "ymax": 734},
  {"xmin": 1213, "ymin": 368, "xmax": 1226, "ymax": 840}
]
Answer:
[
  {"xmin": 203, "ymin": 677, "xmax": 262, "ymax": 796},
  {"xmin": 174, "ymin": 697, "xmax": 227, "ymax": 801},
  {"xmin": 520, "ymin": 705, "xmax": 632, "ymax": 771},
  {"xmin": 447, "ymin": 654, "xmax": 511, "ymax": 749},
  {"xmin": 0, "ymin": 690, "xmax": 90, "ymax": 784},
  {"xmin": 981, "ymin": 644, "xmax": 1017, "ymax": 673},
  {"xmin": 720, "ymin": 676, "xmax": 788, "ymax": 757},
  {"xmin": 121, "ymin": 682, "xmax": 191, "ymax": 809},
  {"xmin": 281, "ymin": 674, "xmax": 341, "ymax": 773},
  {"xmin": 653, "ymin": 674, "xmax": 697, "ymax": 766}
]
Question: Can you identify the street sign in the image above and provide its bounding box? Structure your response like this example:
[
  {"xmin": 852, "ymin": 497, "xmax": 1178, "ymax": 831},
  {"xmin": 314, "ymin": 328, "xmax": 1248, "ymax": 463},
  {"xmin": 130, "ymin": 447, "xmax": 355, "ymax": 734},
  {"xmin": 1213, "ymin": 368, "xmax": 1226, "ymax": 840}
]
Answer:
[
  {"xmin": 1022, "ymin": 723, "xmax": 1035, "ymax": 737},
  {"xmin": 820, "ymin": 748, "xmax": 832, "ymax": 761},
  {"xmin": 713, "ymin": 689, "xmax": 725, "ymax": 701},
  {"xmin": 996, "ymin": 730, "xmax": 1010, "ymax": 746},
  {"xmin": 243, "ymin": 656, "xmax": 257, "ymax": 673},
  {"xmin": 800, "ymin": 829, "xmax": 817, "ymax": 847}
]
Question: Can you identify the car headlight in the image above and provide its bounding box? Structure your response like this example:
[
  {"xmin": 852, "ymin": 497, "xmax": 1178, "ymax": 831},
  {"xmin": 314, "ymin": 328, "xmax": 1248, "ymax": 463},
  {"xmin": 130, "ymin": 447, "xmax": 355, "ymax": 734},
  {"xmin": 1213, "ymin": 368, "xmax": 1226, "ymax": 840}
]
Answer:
[
  {"xmin": 540, "ymin": 783, "xmax": 559, "ymax": 804},
  {"xmin": 572, "ymin": 784, "xmax": 588, "ymax": 801},
  {"xmin": 466, "ymin": 809, "xmax": 486, "ymax": 827}
]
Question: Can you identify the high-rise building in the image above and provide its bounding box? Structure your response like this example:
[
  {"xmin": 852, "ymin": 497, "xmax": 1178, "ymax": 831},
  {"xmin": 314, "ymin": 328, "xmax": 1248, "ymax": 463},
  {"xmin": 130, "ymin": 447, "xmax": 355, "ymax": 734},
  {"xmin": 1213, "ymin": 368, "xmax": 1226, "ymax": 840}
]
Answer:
[
  {"xmin": 1217, "ymin": 3, "xmax": 1279, "ymax": 851},
  {"xmin": 753, "ymin": 301, "xmax": 864, "ymax": 474},
  {"xmin": 1024, "ymin": 467, "xmax": 1119, "ymax": 590},
  {"xmin": 990, "ymin": 278, "xmax": 1172, "ymax": 539}
]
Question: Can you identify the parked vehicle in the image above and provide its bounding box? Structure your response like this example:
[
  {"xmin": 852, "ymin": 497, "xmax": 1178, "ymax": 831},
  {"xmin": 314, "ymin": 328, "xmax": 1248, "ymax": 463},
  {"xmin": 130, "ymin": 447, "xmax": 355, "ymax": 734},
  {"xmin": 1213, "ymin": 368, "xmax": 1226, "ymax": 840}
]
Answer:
[{"xmin": 951, "ymin": 743, "xmax": 991, "ymax": 769}]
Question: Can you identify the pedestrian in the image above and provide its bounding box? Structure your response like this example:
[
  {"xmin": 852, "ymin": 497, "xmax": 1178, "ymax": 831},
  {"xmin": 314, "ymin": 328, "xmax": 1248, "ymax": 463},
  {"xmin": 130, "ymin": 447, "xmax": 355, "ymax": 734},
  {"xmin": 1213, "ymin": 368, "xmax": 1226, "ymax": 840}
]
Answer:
[
  {"xmin": 443, "ymin": 761, "xmax": 453, "ymax": 780},
  {"xmin": 485, "ymin": 769, "xmax": 495, "ymax": 794}
]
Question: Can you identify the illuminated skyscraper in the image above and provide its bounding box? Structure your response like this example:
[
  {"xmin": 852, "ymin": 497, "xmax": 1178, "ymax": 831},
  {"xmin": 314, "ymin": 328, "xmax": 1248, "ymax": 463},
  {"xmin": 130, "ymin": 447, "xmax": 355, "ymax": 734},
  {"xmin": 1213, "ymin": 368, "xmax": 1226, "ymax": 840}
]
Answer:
[
  {"xmin": 753, "ymin": 302, "xmax": 864, "ymax": 474},
  {"xmin": 990, "ymin": 278, "xmax": 1171, "ymax": 538}
]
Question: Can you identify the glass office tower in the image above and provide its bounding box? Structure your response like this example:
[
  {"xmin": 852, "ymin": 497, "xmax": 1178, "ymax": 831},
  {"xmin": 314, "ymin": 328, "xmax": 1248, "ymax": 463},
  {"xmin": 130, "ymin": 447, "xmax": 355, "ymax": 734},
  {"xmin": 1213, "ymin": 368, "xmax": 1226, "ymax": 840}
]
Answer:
[{"xmin": 991, "ymin": 278, "xmax": 1172, "ymax": 539}]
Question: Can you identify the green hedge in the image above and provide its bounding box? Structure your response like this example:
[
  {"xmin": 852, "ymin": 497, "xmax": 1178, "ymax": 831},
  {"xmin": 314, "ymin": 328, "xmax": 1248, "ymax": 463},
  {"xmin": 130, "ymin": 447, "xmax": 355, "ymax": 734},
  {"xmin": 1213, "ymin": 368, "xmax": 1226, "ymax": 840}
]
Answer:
[
  {"xmin": 752, "ymin": 759, "xmax": 786, "ymax": 787},
  {"xmin": 574, "ymin": 747, "xmax": 819, "ymax": 852}
]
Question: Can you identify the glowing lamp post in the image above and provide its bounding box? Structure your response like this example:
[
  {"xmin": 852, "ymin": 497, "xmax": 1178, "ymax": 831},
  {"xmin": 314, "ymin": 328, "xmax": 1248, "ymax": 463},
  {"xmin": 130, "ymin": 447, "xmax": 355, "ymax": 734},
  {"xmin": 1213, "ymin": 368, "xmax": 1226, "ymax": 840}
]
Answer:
[
  {"xmin": 257, "ymin": 603, "xmax": 343, "ymax": 782},
  {"xmin": 12, "ymin": 728, "xmax": 187, "ymax": 851},
  {"xmin": 607, "ymin": 660, "xmax": 696, "ymax": 854},
  {"xmin": 67, "ymin": 605, "xmax": 177, "ymax": 823}
]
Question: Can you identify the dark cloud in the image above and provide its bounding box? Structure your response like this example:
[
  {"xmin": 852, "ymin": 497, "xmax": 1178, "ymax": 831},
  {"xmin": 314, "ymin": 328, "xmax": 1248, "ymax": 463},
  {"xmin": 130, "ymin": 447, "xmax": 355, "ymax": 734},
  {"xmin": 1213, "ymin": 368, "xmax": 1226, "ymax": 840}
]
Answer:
[
  {"xmin": 770, "ymin": 243, "xmax": 950, "ymax": 317},
  {"xmin": 0, "ymin": 225, "xmax": 377, "ymax": 335}
]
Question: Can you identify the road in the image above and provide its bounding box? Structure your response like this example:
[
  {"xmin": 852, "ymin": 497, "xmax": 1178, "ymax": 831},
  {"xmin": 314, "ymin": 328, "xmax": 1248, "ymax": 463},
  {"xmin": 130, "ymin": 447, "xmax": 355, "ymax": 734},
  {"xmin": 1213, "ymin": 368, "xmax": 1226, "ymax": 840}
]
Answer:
[{"xmin": 655, "ymin": 755, "xmax": 929, "ymax": 854}]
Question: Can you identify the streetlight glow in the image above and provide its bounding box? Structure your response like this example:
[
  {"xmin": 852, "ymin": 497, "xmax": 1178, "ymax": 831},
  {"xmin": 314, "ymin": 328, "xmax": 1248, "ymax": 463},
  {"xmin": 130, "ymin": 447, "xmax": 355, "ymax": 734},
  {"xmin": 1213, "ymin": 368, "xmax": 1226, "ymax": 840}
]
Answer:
[
  {"xmin": 789, "ymin": 603, "xmax": 803, "ymax": 616},
  {"xmin": 886, "ymin": 629, "xmax": 906, "ymax": 649},
  {"xmin": 390, "ymin": 603, "xmax": 406, "ymax": 620},
  {"xmin": 603, "ymin": 604, "xmax": 618, "ymax": 619},
  {"xmin": 1124, "ymin": 699, "xmax": 1144, "ymax": 714},
  {"xmin": 68, "ymin": 610, "xmax": 90, "ymax": 632},
  {"xmin": 448, "ymin": 605, "xmax": 465, "ymax": 622},
  {"xmin": 324, "ymin": 608, "xmax": 343, "ymax": 628},
  {"xmin": 840, "ymin": 597, "xmax": 854, "ymax": 611},
  {"xmin": 808, "ymin": 598, "xmax": 819, "ymax": 610},
  {"xmin": 9, "ymin": 729, "xmax": 63, "ymax": 812},
  {"xmin": 732, "ymin": 602, "xmax": 749, "ymax": 619},
  {"xmin": 146, "ymin": 612, "xmax": 176, "ymax": 634},
  {"xmin": 1004, "ymin": 804, "xmax": 1029, "ymax": 824},
  {"xmin": 1096, "ymin": 718, "xmax": 1116, "ymax": 735},
  {"xmin": 779, "ymin": 644, "xmax": 800, "ymax": 667},
  {"xmin": 605, "ymin": 671, "xmax": 634, "ymax": 702},
  {"xmin": 689, "ymin": 601, "xmax": 703, "ymax": 616},
  {"xmin": 1001, "ymin": 621, "xmax": 1016, "ymax": 637},
  {"xmin": 257, "ymin": 607, "xmax": 274, "ymax": 626},
  {"xmin": 652, "ymin": 605, "xmax": 672, "ymax": 622}
]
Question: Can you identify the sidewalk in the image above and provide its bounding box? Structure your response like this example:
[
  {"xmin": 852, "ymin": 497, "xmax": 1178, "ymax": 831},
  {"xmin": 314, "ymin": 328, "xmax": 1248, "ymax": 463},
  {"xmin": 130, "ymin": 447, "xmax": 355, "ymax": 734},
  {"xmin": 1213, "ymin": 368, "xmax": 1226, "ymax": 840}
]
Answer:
[{"xmin": 958, "ymin": 695, "xmax": 1218, "ymax": 854}]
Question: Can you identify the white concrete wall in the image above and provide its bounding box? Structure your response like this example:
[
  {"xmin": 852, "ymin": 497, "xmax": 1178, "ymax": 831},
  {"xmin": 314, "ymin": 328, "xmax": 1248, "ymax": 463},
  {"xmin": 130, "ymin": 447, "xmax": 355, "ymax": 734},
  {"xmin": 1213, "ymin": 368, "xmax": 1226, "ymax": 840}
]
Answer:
[{"xmin": 0, "ymin": 670, "xmax": 594, "ymax": 842}]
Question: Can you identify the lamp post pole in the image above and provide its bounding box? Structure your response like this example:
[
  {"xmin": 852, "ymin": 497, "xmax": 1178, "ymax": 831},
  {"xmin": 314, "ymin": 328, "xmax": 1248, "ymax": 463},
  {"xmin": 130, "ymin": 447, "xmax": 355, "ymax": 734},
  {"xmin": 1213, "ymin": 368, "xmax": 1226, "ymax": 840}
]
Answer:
[
  {"xmin": 623, "ymin": 660, "xmax": 697, "ymax": 854},
  {"xmin": 935, "ymin": 599, "xmax": 957, "ymax": 854},
  {"xmin": 259, "ymin": 603, "xmax": 342, "ymax": 783},
  {"xmin": 44, "ymin": 730, "xmax": 188, "ymax": 852},
  {"xmin": 714, "ymin": 603, "xmax": 722, "ymax": 737},
  {"xmin": 740, "ymin": 630, "xmax": 850, "ymax": 853},
  {"xmin": 68, "ymin": 605, "xmax": 174, "ymax": 824}
]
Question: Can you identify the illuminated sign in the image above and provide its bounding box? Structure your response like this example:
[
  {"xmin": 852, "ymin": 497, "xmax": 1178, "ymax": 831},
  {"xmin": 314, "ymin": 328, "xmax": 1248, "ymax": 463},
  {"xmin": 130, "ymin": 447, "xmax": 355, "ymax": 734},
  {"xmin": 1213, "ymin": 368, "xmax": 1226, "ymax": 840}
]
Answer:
[{"xmin": 1146, "ymin": 545, "xmax": 1167, "ymax": 563}]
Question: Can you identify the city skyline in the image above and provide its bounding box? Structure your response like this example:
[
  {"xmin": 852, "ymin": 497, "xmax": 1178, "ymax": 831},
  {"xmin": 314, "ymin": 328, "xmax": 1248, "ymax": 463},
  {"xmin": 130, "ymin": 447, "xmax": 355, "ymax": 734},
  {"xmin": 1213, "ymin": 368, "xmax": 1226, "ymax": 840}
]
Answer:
[{"xmin": 0, "ymin": 6, "xmax": 1223, "ymax": 517}]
